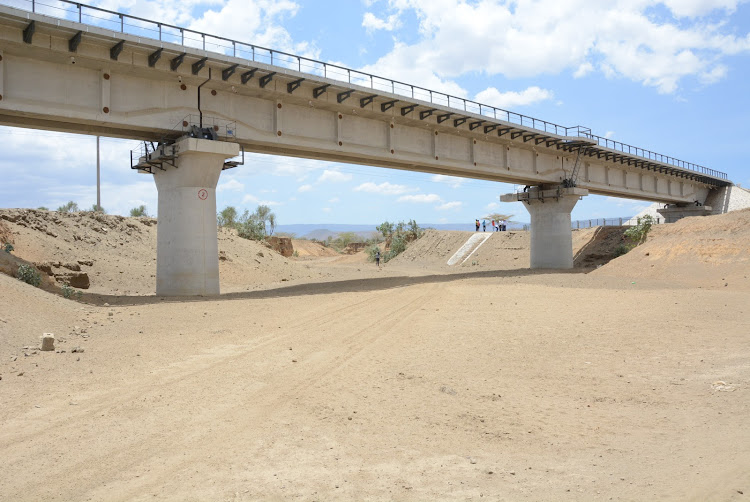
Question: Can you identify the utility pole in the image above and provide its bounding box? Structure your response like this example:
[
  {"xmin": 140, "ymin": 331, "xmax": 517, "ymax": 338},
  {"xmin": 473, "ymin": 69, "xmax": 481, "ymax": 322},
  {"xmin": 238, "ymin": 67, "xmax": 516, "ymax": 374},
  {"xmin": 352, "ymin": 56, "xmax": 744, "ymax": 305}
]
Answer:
[{"xmin": 96, "ymin": 136, "xmax": 101, "ymax": 209}]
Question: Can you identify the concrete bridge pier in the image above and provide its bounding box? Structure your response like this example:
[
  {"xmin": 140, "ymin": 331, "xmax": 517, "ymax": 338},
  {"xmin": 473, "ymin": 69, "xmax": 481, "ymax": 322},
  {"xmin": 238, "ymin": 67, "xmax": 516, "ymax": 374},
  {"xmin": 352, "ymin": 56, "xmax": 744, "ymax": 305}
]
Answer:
[
  {"xmin": 150, "ymin": 137, "xmax": 240, "ymax": 296},
  {"xmin": 501, "ymin": 185, "xmax": 589, "ymax": 269}
]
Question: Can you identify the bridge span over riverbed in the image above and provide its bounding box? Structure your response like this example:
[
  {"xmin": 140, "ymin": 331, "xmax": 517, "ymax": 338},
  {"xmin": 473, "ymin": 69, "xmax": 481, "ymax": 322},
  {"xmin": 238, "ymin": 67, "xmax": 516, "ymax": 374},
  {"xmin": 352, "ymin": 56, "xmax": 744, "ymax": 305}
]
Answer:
[{"xmin": 0, "ymin": 1, "xmax": 734, "ymax": 294}]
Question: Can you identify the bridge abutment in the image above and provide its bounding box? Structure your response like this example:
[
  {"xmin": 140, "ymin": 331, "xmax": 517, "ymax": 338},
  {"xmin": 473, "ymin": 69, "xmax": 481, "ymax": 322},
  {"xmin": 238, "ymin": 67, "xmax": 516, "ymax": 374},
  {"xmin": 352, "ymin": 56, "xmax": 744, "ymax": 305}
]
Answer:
[
  {"xmin": 501, "ymin": 186, "xmax": 588, "ymax": 269},
  {"xmin": 657, "ymin": 203, "xmax": 713, "ymax": 223},
  {"xmin": 151, "ymin": 137, "xmax": 239, "ymax": 296}
]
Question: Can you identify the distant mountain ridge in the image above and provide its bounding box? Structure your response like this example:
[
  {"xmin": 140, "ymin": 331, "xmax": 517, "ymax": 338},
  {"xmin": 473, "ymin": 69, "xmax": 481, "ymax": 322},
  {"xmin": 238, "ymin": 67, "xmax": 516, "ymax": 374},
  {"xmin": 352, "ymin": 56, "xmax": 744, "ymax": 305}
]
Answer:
[{"xmin": 275, "ymin": 223, "xmax": 481, "ymax": 239}]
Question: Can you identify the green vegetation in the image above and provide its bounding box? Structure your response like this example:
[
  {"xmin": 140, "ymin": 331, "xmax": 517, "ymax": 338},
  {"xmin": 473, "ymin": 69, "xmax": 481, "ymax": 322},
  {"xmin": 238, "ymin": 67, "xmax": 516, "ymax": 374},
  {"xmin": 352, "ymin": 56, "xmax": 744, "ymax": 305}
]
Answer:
[
  {"xmin": 130, "ymin": 205, "xmax": 149, "ymax": 217},
  {"xmin": 17, "ymin": 264, "xmax": 41, "ymax": 287},
  {"xmin": 57, "ymin": 201, "xmax": 79, "ymax": 213},
  {"xmin": 37, "ymin": 206, "xmax": 49, "ymax": 211},
  {"xmin": 89, "ymin": 204, "xmax": 106, "ymax": 214},
  {"xmin": 3, "ymin": 243, "xmax": 13, "ymax": 254},
  {"xmin": 217, "ymin": 206, "xmax": 238, "ymax": 228},
  {"xmin": 217, "ymin": 205, "xmax": 277, "ymax": 242},
  {"xmin": 372, "ymin": 219, "xmax": 425, "ymax": 263},
  {"xmin": 61, "ymin": 283, "xmax": 83, "ymax": 300},
  {"xmin": 329, "ymin": 232, "xmax": 361, "ymax": 252},
  {"xmin": 616, "ymin": 215, "xmax": 655, "ymax": 257}
]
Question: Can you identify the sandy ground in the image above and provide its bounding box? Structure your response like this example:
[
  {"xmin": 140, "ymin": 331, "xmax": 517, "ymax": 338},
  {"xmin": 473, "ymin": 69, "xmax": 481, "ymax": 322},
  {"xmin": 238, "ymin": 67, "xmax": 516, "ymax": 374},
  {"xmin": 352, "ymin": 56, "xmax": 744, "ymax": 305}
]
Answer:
[{"xmin": 1, "ymin": 209, "xmax": 749, "ymax": 501}]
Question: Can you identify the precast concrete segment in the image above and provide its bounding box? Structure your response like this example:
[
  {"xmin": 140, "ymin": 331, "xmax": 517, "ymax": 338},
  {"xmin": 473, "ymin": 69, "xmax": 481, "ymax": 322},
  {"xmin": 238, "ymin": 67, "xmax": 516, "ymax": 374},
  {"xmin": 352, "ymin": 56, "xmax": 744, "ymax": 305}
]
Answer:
[
  {"xmin": 0, "ymin": 5, "xmax": 726, "ymax": 206},
  {"xmin": 152, "ymin": 137, "xmax": 239, "ymax": 296},
  {"xmin": 502, "ymin": 187, "xmax": 588, "ymax": 269}
]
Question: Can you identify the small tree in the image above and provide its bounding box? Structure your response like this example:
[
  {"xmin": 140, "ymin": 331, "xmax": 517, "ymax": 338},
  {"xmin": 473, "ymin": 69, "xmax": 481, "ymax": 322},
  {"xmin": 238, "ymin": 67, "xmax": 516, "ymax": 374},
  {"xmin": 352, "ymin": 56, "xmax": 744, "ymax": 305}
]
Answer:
[
  {"xmin": 235, "ymin": 209, "xmax": 265, "ymax": 241},
  {"xmin": 130, "ymin": 205, "xmax": 149, "ymax": 217},
  {"xmin": 255, "ymin": 204, "xmax": 276, "ymax": 236},
  {"xmin": 57, "ymin": 201, "xmax": 79, "ymax": 213},
  {"xmin": 616, "ymin": 215, "xmax": 655, "ymax": 257},
  {"xmin": 373, "ymin": 219, "xmax": 424, "ymax": 263},
  {"xmin": 217, "ymin": 206, "xmax": 238, "ymax": 228},
  {"xmin": 89, "ymin": 204, "xmax": 106, "ymax": 213},
  {"xmin": 376, "ymin": 221, "xmax": 394, "ymax": 239}
]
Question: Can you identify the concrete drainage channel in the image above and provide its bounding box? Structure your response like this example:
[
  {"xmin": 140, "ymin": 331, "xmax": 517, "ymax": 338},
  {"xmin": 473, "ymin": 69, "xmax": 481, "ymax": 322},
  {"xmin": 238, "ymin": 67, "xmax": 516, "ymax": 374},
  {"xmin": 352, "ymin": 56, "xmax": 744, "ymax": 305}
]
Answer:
[{"xmin": 447, "ymin": 233, "xmax": 493, "ymax": 266}]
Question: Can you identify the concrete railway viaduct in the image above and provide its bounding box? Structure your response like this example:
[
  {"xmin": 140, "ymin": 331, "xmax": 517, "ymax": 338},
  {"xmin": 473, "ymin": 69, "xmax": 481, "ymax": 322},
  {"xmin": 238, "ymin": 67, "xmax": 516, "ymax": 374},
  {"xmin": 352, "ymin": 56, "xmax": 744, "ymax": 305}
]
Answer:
[{"xmin": 0, "ymin": 2, "xmax": 733, "ymax": 295}]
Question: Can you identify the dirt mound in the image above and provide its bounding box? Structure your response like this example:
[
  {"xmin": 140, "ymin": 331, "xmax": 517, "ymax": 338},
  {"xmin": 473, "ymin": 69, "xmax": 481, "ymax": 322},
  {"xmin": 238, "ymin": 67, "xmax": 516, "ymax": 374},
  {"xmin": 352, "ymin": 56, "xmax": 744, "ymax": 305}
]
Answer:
[
  {"xmin": 392, "ymin": 228, "xmax": 623, "ymax": 270},
  {"xmin": 291, "ymin": 239, "xmax": 339, "ymax": 258},
  {"xmin": 0, "ymin": 209, "xmax": 323, "ymax": 295},
  {"xmin": 573, "ymin": 227, "xmax": 628, "ymax": 268},
  {"xmin": 595, "ymin": 208, "xmax": 750, "ymax": 288}
]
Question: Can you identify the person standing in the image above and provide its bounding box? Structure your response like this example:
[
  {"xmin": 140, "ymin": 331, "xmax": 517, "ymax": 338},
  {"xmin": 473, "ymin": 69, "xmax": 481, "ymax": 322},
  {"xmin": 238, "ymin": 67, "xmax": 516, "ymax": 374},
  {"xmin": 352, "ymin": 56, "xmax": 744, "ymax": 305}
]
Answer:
[
  {"xmin": 375, "ymin": 250, "xmax": 380, "ymax": 267},
  {"xmin": 482, "ymin": 220, "xmax": 486, "ymax": 232},
  {"xmin": 475, "ymin": 219, "xmax": 480, "ymax": 231}
]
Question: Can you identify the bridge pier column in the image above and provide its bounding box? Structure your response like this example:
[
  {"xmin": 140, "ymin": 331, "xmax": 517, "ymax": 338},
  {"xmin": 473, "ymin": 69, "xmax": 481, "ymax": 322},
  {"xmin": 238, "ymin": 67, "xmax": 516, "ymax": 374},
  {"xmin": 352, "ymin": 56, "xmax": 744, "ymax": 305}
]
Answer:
[
  {"xmin": 501, "ymin": 185, "xmax": 588, "ymax": 269},
  {"xmin": 151, "ymin": 137, "xmax": 239, "ymax": 296}
]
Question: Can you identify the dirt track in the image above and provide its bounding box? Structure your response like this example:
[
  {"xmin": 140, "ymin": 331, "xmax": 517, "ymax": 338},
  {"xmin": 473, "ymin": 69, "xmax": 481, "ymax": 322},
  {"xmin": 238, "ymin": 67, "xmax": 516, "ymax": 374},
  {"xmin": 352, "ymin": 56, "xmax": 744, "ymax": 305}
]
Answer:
[{"xmin": 1, "ymin": 210, "xmax": 749, "ymax": 501}]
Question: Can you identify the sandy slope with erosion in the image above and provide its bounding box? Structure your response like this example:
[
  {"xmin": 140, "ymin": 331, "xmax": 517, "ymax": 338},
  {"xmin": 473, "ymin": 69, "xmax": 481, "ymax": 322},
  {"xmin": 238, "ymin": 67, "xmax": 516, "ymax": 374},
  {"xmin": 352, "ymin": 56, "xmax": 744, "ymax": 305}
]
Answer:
[{"xmin": 0, "ymin": 209, "xmax": 749, "ymax": 501}]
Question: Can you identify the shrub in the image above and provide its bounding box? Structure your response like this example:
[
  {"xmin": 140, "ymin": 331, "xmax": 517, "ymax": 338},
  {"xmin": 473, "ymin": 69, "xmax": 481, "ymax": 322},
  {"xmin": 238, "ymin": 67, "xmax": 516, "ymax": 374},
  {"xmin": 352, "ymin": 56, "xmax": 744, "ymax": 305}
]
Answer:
[
  {"xmin": 614, "ymin": 244, "xmax": 630, "ymax": 257},
  {"xmin": 57, "ymin": 201, "xmax": 79, "ymax": 213},
  {"xmin": 89, "ymin": 204, "xmax": 106, "ymax": 213},
  {"xmin": 616, "ymin": 215, "xmax": 655, "ymax": 257},
  {"xmin": 61, "ymin": 283, "xmax": 74, "ymax": 299},
  {"xmin": 17, "ymin": 264, "xmax": 41, "ymax": 287},
  {"xmin": 3, "ymin": 243, "xmax": 13, "ymax": 253},
  {"xmin": 218, "ymin": 205, "xmax": 276, "ymax": 241},
  {"xmin": 365, "ymin": 244, "xmax": 380, "ymax": 262},
  {"xmin": 130, "ymin": 205, "xmax": 149, "ymax": 217},
  {"xmin": 624, "ymin": 215, "xmax": 654, "ymax": 244},
  {"xmin": 292, "ymin": 250, "xmax": 299, "ymax": 257},
  {"xmin": 375, "ymin": 219, "xmax": 424, "ymax": 262}
]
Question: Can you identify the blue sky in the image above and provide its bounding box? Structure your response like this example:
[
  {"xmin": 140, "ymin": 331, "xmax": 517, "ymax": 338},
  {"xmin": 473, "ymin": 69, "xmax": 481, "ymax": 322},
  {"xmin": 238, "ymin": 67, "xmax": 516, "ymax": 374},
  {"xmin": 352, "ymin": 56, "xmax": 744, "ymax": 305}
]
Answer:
[{"xmin": 1, "ymin": 0, "xmax": 749, "ymax": 225}]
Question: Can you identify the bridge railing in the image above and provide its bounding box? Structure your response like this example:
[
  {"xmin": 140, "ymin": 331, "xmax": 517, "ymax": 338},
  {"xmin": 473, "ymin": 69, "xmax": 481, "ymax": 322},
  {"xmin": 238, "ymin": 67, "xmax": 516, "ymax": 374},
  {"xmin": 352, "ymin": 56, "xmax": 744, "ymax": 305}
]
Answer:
[
  {"xmin": 10, "ymin": 0, "xmax": 728, "ymax": 182},
  {"xmin": 570, "ymin": 217, "xmax": 664, "ymax": 229}
]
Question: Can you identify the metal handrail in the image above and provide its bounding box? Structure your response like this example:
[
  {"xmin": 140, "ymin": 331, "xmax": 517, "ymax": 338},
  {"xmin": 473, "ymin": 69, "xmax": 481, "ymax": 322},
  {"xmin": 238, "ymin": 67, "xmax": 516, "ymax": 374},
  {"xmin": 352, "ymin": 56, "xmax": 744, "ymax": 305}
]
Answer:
[{"xmin": 13, "ymin": 0, "xmax": 728, "ymax": 181}]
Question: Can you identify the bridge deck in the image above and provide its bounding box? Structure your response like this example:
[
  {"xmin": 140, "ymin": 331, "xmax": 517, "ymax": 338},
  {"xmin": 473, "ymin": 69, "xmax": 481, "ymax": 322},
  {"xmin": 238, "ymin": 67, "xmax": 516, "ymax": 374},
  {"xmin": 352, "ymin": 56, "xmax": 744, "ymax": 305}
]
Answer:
[{"xmin": 0, "ymin": 0, "xmax": 729, "ymax": 188}]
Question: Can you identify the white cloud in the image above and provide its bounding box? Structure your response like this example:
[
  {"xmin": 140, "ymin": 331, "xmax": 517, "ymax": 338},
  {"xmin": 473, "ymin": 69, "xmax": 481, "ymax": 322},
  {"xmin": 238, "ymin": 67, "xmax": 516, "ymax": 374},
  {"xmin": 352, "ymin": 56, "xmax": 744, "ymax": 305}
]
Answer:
[
  {"xmin": 485, "ymin": 202, "xmax": 500, "ymax": 211},
  {"xmin": 662, "ymin": 0, "xmax": 742, "ymax": 17},
  {"xmin": 363, "ymin": 0, "xmax": 750, "ymax": 94},
  {"xmin": 398, "ymin": 193, "xmax": 442, "ymax": 203},
  {"xmin": 430, "ymin": 174, "xmax": 466, "ymax": 188},
  {"xmin": 242, "ymin": 194, "xmax": 282, "ymax": 206},
  {"xmin": 297, "ymin": 184, "xmax": 313, "ymax": 192},
  {"xmin": 353, "ymin": 181, "xmax": 415, "ymax": 195},
  {"xmin": 328, "ymin": 197, "xmax": 340, "ymax": 203},
  {"xmin": 362, "ymin": 12, "xmax": 401, "ymax": 32},
  {"xmin": 573, "ymin": 62, "xmax": 594, "ymax": 78},
  {"xmin": 317, "ymin": 169, "xmax": 353, "ymax": 183},
  {"xmin": 322, "ymin": 207, "xmax": 332, "ymax": 213},
  {"xmin": 217, "ymin": 179, "xmax": 244, "ymax": 192},
  {"xmin": 436, "ymin": 201, "xmax": 462, "ymax": 211},
  {"xmin": 474, "ymin": 86, "xmax": 553, "ymax": 109}
]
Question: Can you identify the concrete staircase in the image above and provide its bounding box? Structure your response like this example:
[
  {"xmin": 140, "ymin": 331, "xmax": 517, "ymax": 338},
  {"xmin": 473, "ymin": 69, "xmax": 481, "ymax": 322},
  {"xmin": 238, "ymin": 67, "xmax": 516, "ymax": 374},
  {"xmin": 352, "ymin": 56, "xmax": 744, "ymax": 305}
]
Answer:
[{"xmin": 447, "ymin": 233, "xmax": 493, "ymax": 266}]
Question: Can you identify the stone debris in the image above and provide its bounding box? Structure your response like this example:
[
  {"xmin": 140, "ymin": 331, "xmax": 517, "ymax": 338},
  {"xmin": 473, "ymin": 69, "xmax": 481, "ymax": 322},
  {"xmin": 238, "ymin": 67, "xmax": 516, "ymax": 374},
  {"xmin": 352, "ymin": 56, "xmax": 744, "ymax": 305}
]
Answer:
[
  {"xmin": 711, "ymin": 381, "xmax": 736, "ymax": 392},
  {"xmin": 71, "ymin": 347, "xmax": 85, "ymax": 354},
  {"xmin": 40, "ymin": 333, "xmax": 55, "ymax": 351}
]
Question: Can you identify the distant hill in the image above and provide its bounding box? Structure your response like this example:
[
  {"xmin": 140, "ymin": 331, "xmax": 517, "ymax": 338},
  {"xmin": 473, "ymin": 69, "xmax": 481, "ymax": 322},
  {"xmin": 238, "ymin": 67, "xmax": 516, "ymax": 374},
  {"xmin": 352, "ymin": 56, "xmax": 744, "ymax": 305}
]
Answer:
[{"xmin": 275, "ymin": 222, "xmax": 524, "ymax": 239}]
